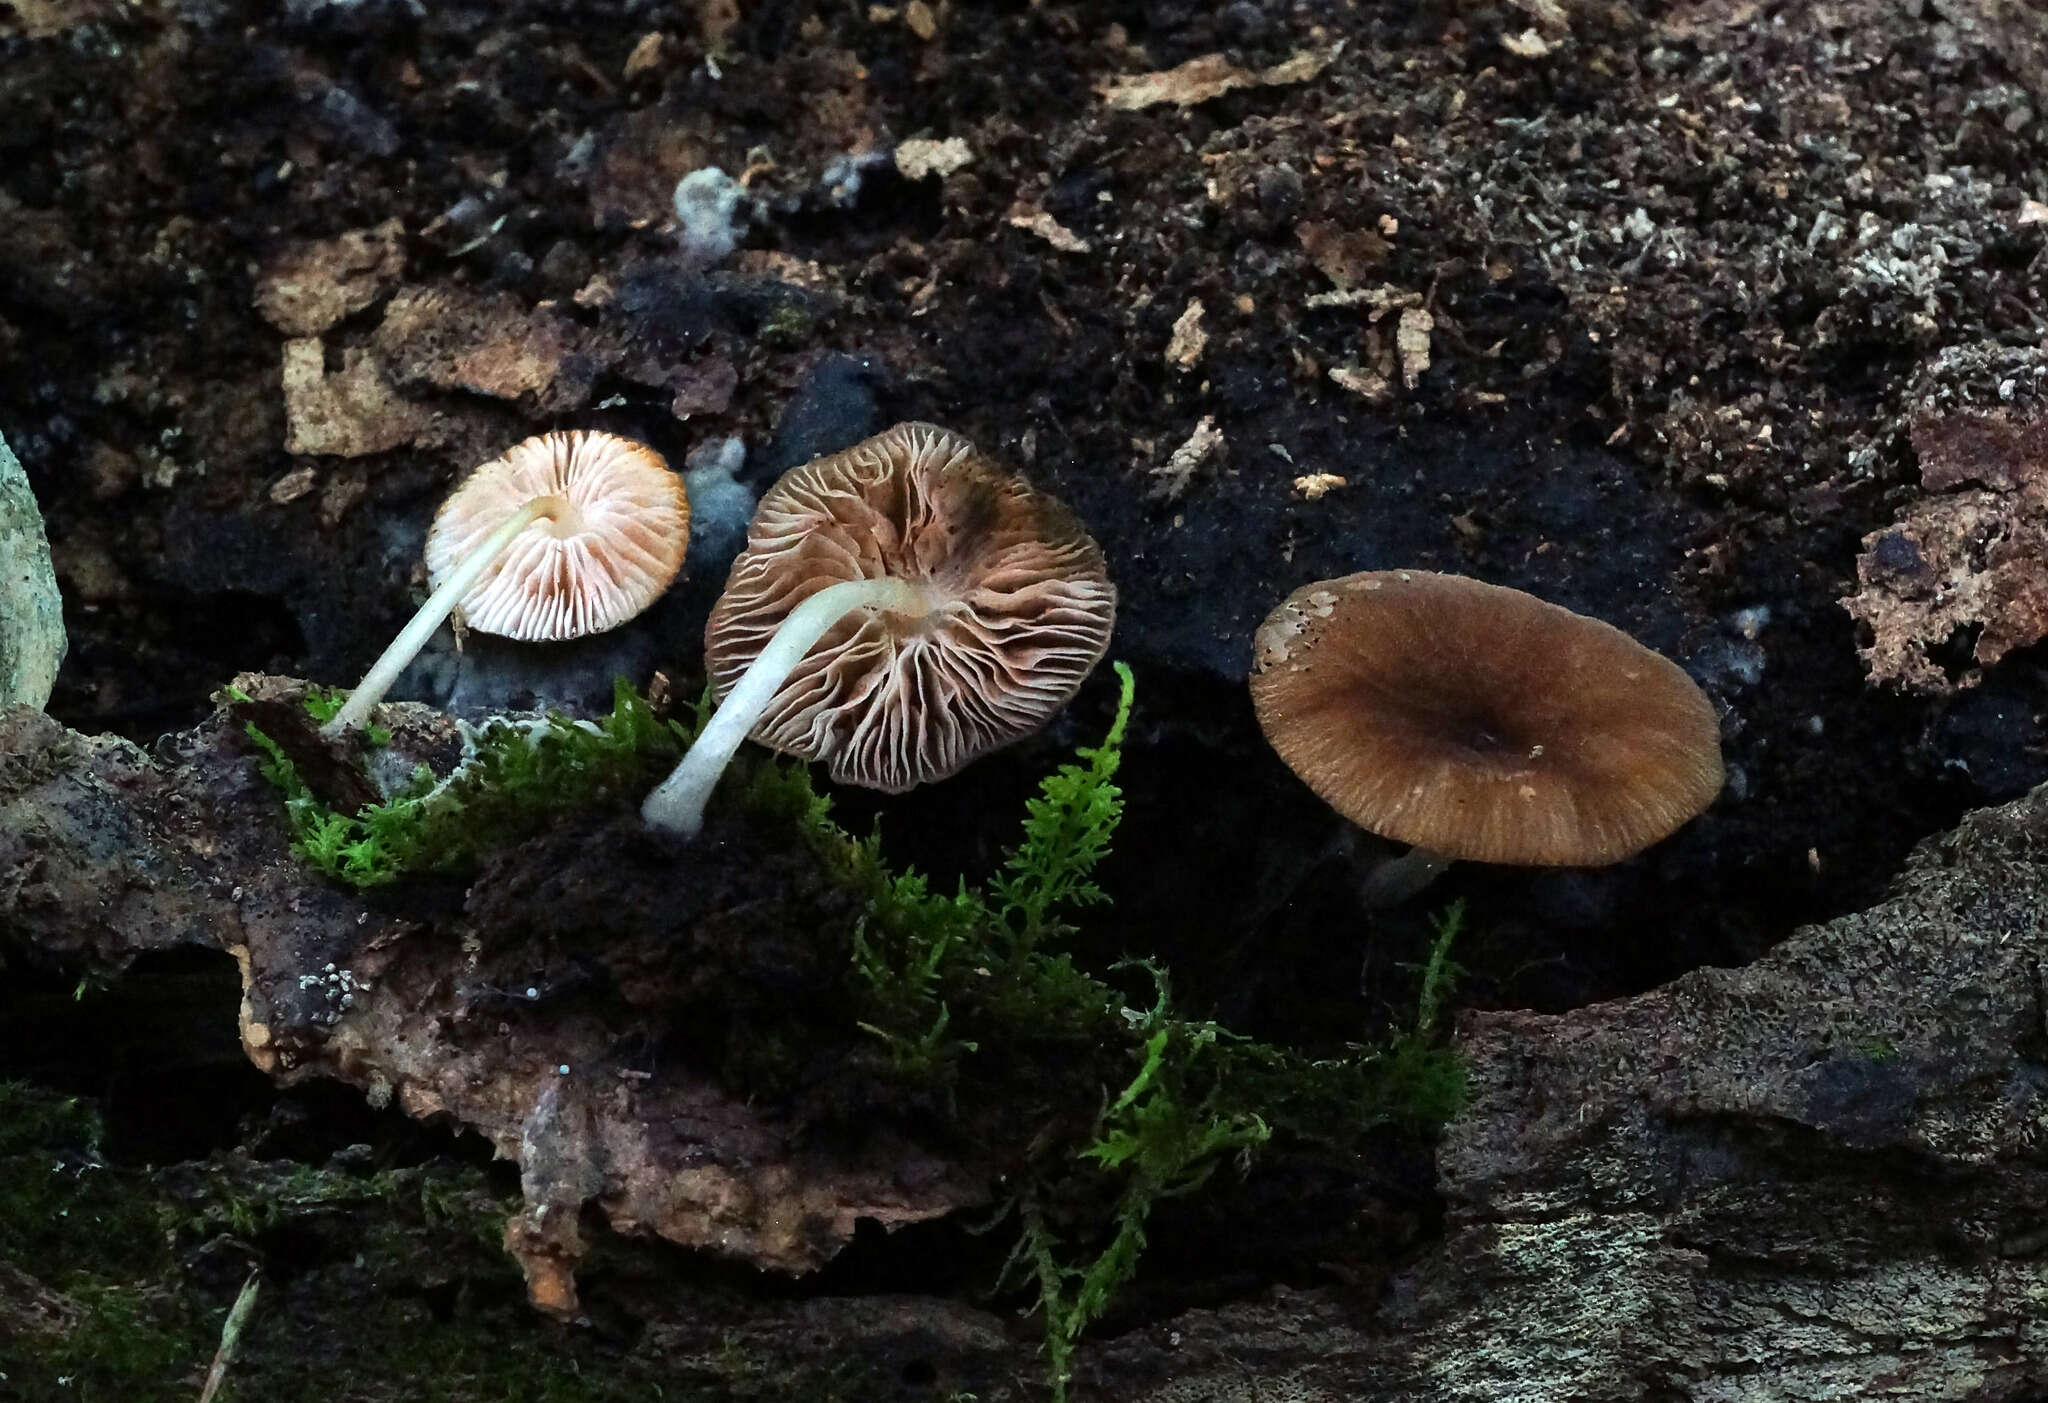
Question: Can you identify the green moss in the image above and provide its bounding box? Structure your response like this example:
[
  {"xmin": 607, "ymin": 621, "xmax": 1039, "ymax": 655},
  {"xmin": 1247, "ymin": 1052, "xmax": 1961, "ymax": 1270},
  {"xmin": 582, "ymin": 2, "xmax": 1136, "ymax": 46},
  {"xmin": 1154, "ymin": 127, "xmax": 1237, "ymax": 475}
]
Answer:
[
  {"xmin": 756, "ymin": 302, "xmax": 816, "ymax": 348},
  {"xmin": 233, "ymin": 666, "xmax": 1469, "ymax": 1401},
  {"xmin": 0, "ymin": 1083, "xmax": 165, "ymax": 1283},
  {"xmin": 238, "ymin": 678, "xmax": 690, "ymax": 885}
]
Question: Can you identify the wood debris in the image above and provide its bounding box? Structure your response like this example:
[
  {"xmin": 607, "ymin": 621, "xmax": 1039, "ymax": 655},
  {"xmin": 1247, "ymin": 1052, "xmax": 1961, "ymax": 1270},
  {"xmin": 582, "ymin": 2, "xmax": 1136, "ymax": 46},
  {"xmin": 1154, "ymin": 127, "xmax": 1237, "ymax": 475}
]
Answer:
[
  {"xmin": 279, "ymin": 339, "xmax": 428, "ymax": 458},
  {"xmin": 1007, "ymin": 203, "xmax": 1091, "ymax": 254},
  {"xmin": 896, "ymin": 136, "xmax": 974, "ymax": 181},
  {"xmin": 622, "ymin": 32, "xmax": 666, "ymax": 80},
  {"xmin": 254, "ymin": 219, "xmax": 406, "ymax": 337},
  {"xmin": 1398, "ymin": 306, "xmax": 1434, "ymax": 389},
  {"xmin": 1294, "ymin": 472, "xmax": 1347, "ymax": 499},
  {"xmin": 1329, "ymin": 365, "xmax": 1392, "ymax": 402},
  {"xmin": 1296, "ymin": 220, "xmax": 1391, "ymax": 290},
  {"xmin": 1150, "ymin": 415, "xmax": 1225, "ymax": 501},
  {"xmin": 1165, "ymin": 299, "xmax": 1208, "ymax": 370},
  {"xmin": 268, "ymin": 466, "xmax": 318, "ymax": 505},
  {"xmin": 1098, "ymin": 47, "xmax": 1337, "ymax": 111},
  {"xmin": 1841, "ymin": 411, "xmax": 2048, "ymax": 693},
  {"xmin": 1305, "ymin": 284, "xmax": 1423, "ymax": 315},
  {"xmin": 374, "ymin": 287, "xmax": 607, "ymax": 414}
]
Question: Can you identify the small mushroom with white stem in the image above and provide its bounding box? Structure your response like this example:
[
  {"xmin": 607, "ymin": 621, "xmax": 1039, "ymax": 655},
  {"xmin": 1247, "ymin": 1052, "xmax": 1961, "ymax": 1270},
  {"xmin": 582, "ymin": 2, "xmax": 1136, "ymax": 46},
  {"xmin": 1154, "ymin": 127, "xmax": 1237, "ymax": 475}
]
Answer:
[
  {"xmin": 322, "ymin": 430, "xmax": 689, "ymax": 738},
  {"xmin": 1249, "ymin": 570, "xmax": 1724, "ymax": 906},
  {"xmin": 640, "ymin": 421, "xmax": 1117, "ymax": 836}
]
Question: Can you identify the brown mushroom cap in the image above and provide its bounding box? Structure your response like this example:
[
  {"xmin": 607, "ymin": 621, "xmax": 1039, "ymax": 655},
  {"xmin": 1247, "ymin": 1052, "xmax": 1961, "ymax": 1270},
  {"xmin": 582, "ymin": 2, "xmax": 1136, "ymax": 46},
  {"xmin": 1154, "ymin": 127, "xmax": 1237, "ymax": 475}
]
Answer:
[
  {"xmin": 705, "ymin": 421, "xmax": 1117, "ymax": 792},
  {"xmin": 1249, "ymin": 570, "xmax": 1723, "ymax": 866},
  {"xmin": 425, "ymin": 430, "xmax": 689, "ymax": 642}
]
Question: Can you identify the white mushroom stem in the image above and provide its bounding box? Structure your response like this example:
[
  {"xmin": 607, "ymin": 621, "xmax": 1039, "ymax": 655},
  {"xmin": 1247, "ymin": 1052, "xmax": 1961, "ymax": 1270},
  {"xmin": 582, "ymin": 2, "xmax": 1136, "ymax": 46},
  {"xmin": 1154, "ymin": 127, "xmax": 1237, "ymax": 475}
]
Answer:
[
  {"xmin": 641, "ymin": 575, "xmax": 926, "ymax": 836},
  {"xmin": 322, "ymin": 495, "xmax": 567, "ymax": 738},
  {"xmin": 1359, "ymin": 845, "xmax": 1454, "ymax": 909}
]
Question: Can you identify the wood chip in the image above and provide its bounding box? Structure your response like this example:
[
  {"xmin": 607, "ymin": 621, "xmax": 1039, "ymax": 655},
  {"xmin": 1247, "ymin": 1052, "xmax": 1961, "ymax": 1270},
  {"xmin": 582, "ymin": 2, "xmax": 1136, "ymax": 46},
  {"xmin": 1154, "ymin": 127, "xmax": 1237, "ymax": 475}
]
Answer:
[
  {"xmin": 1007, "ymin": 204, "xmax": 1091, "ymax": 254},
  {"xmin": 280, "ymin": 339, "xmax": 428, "ymax": 458},
  {"xmin": 1304, "ymin": 284, "xmax": 1423, "ymax": 315},
  {"xmin": 1293, "ymin": 472, "xmax": 1347, "ymax": 500},
  {"xmin": 1397, "ymin": 306, "xmax": 1434, "ymax": 389},
  {"xmin": 896, "ymin": 136, "xmax": 975, "ymax": 181},
  {"xmin": 1165, "ymin": 299, "xmax": 1208, "ymax": 370},
  {"xmin": 1329, "ymin": 365, "xmax": 1392, "ymax": 402},
  {"xmin": 1098, "ymin": 47, "xmax": 1337, "ymax": 111},
  {"xmin": 254, "ymin": 219, "xmax": 406, "ymax": 337},
  {"xmin": 268, "ymin": 466, "xmax": 319, "ymax": 505},
  {"xmin": 622, "ymin": 32, "xmax": 666, "ymax": 80},
  {"xmin": 1502, "ymin": 28, "xmax": 1551, "ymax": 57},
  {"xmin": 1150, "ymin": 415, "xmax": 1225, "ymax": 501}
]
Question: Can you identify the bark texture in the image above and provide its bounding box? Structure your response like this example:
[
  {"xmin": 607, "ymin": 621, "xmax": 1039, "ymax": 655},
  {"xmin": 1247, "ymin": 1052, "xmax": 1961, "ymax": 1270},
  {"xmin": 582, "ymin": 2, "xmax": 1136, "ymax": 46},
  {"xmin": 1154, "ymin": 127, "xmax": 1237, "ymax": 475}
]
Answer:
[
  {"xmin": 3, "ymin": 693, "xmax": 2045, "ymax": 1398},
  {"xmin": 0, "ymin": 683, "xmax": 989, "ymax": 1317}
]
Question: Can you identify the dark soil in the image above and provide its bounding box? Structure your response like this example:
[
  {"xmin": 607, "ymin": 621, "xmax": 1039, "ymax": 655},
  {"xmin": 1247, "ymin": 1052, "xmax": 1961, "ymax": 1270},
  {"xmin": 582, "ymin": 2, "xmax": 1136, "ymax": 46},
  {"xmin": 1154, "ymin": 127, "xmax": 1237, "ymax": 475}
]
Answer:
[{"xmin": 6, "ymin": 0, "xmax": 2047, "ymax": 1395}]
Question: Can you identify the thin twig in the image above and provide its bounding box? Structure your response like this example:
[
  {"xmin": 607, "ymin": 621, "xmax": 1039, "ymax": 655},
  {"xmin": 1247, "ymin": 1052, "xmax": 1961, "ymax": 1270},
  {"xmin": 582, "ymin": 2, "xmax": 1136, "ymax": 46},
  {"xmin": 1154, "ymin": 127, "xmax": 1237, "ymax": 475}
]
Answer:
[{"xmin": 196, "ymin": 1271, "xmax": 261, "ymax": 1403}]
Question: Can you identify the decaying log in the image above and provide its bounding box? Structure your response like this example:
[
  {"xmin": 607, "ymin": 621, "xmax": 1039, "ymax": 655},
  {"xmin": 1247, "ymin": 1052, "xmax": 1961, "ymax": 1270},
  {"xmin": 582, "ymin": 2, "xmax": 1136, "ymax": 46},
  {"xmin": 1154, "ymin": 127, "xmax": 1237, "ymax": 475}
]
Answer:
[
  {"xmin": 0, "ymin": 681, "xmax": 988, "ymax": 1315},
  {"xmin": 3, "ymin": 689, "xmax": 2045, "ymax": 1397},
  {"xmin": 1091, "ymin": 787, "xmax": 2048, "ymax": 1401}
]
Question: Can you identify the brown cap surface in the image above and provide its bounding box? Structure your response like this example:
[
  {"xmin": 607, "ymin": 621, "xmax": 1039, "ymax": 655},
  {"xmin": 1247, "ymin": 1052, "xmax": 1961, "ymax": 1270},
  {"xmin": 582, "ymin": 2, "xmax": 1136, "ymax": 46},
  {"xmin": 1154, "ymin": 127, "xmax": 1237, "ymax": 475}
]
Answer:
[
  {"xmin": 706, "ymin": 421, "xmax": 1117, "ymax": 792},
  {"xmin": 1249, "ymin": 570, "xmax": 1723, "ymax": 866},
  {"xmin": 426, "ymin": 430, "xmax": 689, "ymax": 642}
]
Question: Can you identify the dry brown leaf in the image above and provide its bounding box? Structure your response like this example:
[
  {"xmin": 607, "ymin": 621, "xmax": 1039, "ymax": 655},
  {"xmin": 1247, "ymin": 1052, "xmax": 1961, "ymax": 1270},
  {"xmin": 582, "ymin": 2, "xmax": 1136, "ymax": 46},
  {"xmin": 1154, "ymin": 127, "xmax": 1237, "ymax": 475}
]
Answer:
[{"xmin": 1296, "ymin": 220, "xmax": 1392, "ymax": 291}]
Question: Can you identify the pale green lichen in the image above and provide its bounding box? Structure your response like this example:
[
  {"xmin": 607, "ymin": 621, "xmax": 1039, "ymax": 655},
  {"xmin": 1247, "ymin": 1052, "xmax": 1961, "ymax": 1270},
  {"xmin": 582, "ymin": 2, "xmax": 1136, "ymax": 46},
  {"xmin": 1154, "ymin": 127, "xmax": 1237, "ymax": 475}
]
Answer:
[{"xmin": 0, "ymin": 430, "xmax": 65, "ymax": 710}]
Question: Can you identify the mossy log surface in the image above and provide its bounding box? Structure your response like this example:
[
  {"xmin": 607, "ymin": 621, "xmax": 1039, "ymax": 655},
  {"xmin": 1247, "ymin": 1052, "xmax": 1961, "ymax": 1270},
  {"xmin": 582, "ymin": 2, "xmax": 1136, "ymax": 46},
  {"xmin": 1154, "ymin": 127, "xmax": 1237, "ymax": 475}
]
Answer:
[
  {"xmin": 0, "ymin": 676, "xmax": 993, "ymax": 1317},
  {"xmin": 4, "ymin": 693, "xmax": 2046, "ymax": 1398}
]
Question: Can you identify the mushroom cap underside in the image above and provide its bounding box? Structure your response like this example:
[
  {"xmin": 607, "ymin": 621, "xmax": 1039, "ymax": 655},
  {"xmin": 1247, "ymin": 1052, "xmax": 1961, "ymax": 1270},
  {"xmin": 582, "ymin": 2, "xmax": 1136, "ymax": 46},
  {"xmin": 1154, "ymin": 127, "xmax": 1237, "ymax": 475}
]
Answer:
[
  {"xmin": 426, "ymin": 430, "xmax": 689, "ymax": 643},
  {"xmin": 706, "ymin": 421, "xmax": 1117, "ymax": 792}
]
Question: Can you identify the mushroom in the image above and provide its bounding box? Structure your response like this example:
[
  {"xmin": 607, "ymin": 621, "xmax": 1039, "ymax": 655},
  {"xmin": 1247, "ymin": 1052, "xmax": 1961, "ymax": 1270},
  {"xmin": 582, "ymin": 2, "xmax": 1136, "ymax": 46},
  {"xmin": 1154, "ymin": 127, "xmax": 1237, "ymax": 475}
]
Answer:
[
  {"xmin": 1248, "ymin": 569, "xmax": 1723, "ymax": 905},
  {"xmin": 640, "ymin": 421, "xmax": 1116, "ymax": 836},
  {"xmin": 322, "ymin": 430, "xmax": 689, "ymax": 737}
]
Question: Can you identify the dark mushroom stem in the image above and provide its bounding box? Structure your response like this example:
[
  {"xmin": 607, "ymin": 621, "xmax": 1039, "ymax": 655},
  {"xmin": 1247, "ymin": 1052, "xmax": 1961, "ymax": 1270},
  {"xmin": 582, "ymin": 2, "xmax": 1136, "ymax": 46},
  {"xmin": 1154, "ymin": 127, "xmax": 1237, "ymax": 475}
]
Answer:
[
  {"xmin": 639, "ymin": 575, "xmax": 925, "ymax": 837},
  {"xmin": 1359, "ymin": 846, "xmax": 1454, "ymax": 909}
]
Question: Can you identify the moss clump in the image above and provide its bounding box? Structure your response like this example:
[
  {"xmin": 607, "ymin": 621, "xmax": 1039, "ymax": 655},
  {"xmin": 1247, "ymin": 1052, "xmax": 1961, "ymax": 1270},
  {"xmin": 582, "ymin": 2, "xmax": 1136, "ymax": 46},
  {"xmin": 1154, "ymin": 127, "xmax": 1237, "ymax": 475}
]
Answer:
[
  {"xmin": 239, "ymin": 679, "xmax": 692, "ymax": 886},
  {"xmin": 239, "ymin": 666, "xmax": 1466, "ymax": 1401}
]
